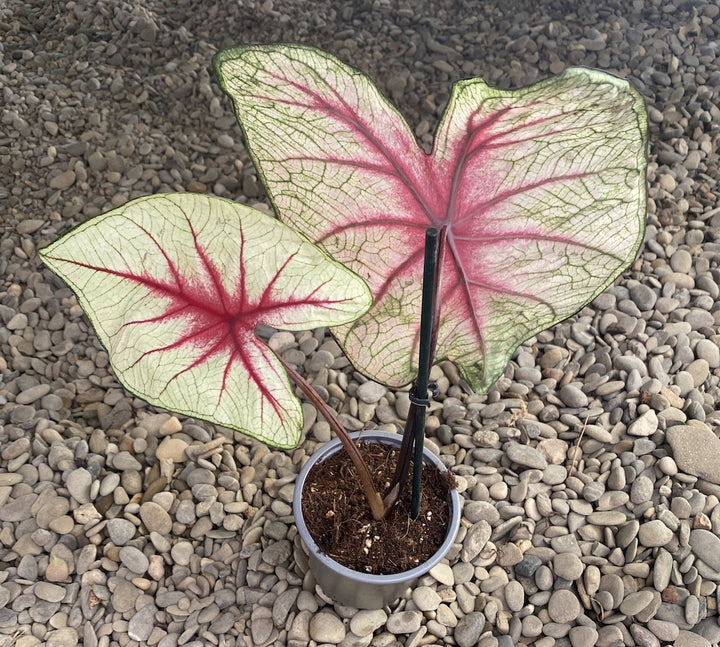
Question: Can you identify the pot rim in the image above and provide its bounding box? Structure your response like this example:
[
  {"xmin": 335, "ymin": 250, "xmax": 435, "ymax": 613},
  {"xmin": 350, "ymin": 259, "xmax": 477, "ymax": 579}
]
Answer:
[{"xmin": 293, "ymin": 430, "xmax": 461, "ymax": 584}]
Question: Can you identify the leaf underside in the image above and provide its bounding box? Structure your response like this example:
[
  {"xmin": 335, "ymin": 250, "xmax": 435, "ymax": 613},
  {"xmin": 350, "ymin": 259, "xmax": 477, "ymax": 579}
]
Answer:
[
  {"xmin": 214, "ymin": 45, "xmax": 648, "ymax": 391},
  {"xmin": 39, "ymin": 194, "xmax": 372, "ymax": 448}
]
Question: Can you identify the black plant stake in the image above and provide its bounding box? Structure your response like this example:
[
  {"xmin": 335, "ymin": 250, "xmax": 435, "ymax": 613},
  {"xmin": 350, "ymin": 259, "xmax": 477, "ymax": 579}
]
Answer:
[
  {"xmin": 383, "ymin": 227, "xmax": 445, "ymax": 517},
  {"xmin": 410, "ymin": 228, "xmax": 440, "ymax": 519}
]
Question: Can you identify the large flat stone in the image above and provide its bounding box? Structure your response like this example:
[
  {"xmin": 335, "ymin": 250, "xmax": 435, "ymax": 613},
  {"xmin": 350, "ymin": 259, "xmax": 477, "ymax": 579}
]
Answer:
[{"xmin": 666, "ymin": 425, "xmax": 720, "ymax": 484}]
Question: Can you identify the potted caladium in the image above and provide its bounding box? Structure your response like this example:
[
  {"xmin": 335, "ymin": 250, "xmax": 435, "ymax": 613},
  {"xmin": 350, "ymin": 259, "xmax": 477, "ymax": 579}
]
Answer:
[{"xmin": 39, "ymin": 44, "xmax": 648, "ymax": 610}]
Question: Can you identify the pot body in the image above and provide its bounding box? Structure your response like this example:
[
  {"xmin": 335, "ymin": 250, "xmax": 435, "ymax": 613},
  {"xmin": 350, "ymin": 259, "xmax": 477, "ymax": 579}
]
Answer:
[{"xmin": 293, "ymin": 431, "xmax": 461, "ymax": 609}]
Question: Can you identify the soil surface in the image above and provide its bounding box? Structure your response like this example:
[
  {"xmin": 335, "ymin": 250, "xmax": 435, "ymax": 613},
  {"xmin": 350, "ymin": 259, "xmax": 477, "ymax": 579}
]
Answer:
[{"xmin": 302, "ymin": 440, "xmax": 455, "ymax": 574}]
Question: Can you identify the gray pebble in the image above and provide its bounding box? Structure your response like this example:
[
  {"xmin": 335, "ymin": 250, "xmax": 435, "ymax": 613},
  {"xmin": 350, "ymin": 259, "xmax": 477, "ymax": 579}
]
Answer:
[
  {"xmin": 497, "ymin": 542, "xmax": 523, "ymax": 567},
  {"xmin": 49, "ymin": 169, "xmax": 76, "ymax": 190},
  {"xmin": 119, "ymin": 546, "xmax": 149, "ymax": 574},
  {"xmin": 356, "ymin": 380, "xmax": 387, "ymax": 403},
  {"xmin": 599, "ymin": 491, "xmax": 631, "ymax": 513},
  {"xmin": 262, "ymin": 539, "xmax": 291, "ymax": 566},
  {"xmin": 107, "ymin": 518, "xmax": 136, "ymax": 545},
  {"xmin": 308, "ymin": 350, "xmax": 335, "ymax": 372},
  {"xmin": 628, "ymin": 410, "xmax": 658, "ymax": 437},
  {"xmin": 547, "ymin": 589, "xmax": 581, "ymax": 623},
  {"xmin": 553, "ymin": 553, "xmax": 583, "ymax": 581},
  {"xmin": 619, "ymin": 589, "xmax": 655, "ymax": 616},
  {"xmin": 429, "ymin": 563, "xmax": 454, "ymax": 586},
  {"xmin": 112, "ymin": 452, "xmax": 143, "ymax": 471},
  {"xmin": 210, "ymin": 612, "xmax": 235, "ymax": 634},
  {"xmin": 687, "ymin": 359, "xmax": 710, "ymax": 386},
  {"xmin": 309, "ymin": 611, "xmax": 346, "ymax": 643},
  {"xmin": 596, "ymin": 625, "xmax": 625, "ymax": 647},
  {"xmin": 569, "ymin": 625, "xmax": 599, "ymax": 647},
  {"xmin": 631, "ymin": 475, "xmax": 655, "ymax": 503},
  {"xmin": 638, "ymin": 520, "xmax": 674, "ymax": 547},
  {"xmin": 17, "ymin": 555, "xmax": 38, "ymax": 580},
  {"xmin": 412, "ymin": 586, "xmax": 440, "ymax": 611},
  {"xmin": 559, "ymin": 384, "xmax": 588, "ymax": 408},
  {"xmin": 670, "ymin": 249, "xmax": 692, "ymax": 273},
  {"xmin": 674, "ymin": 631, "xmax": 712, "ymax": 647},
  {"xmin": 386, "ymin": 610, "xmax": 421, "ymax": 634},
  {"xmin": 515, "ymin": 554, "xmax": 542, "ymax": 578},
  {"xmin": 505, "ymin": 442, "xmax": 547, "ymax": 469},
  {"xmin": 689, "ymin": 529, "xmax": 720, "ymax": 571},
  {"xmin": 657, "ymin": 456, "xmax": 678, "ymax": 476},
  {"xmin": 543, "ymin": 464, "xmax": 568, "ymax": 485},
  {"xmin": 685, "ymin": 595, "xmax": 700, "ymax": 625},
  {"xmin": 614, "ymin": 355, "xmax": 648, "ymax": 376},
  {"xmin": 652, "ymin": 550, "xmax": 672, "ymax": 594},
  {"xmin": 535, "ymin": 565, "xmax": 554, "ymax": 590},
  {"xmin": 629, "ymin": 283, "xmax": 657, "ymax": 310},
  {"xmin": 686, "ymin": 310, "xmax": 715, "ymax": 331},
  {"xmin": 170, "ymin": 540, "xmax": 194, "ymax": 566},
  {"xmin": 16, "ymin": 384, "xmax": 51, "ymax": 404},
  {"xmin": 630, "ymin": 623, "xmax": 661, "ymax": 647},
  {"xmin": 350, "ymin": 609, "xmax": 387, "ymax": 637},
  {"xmin": 647, "ymin": 618, "xmax": 679, "ymax": 642},
  {"xmin": 685, "ymin": 400, "xmax": 706, "ymax": 421},
  {"xmin": 587, "ymin": 511, "xmax": 627, "ymax": 526},
  {"xmin": 175, "ymin": 500, "xmax": 196, "ymax": 524},
  {"xmin": 521, "ymin": 614, "xmax": 543, "ymax": 638},
  {"xmin": 128, "ymin": 603, "xmax": 158, "ymax": 642},
  {"xmin": 34, "ymin": 582, "xmax": 66, "ymax": 603},
  {"xmin": 109, "ymin": 580, "xmax": 138, "ymax": 614},
  {"xmin": 616, "ymin": 520, "xmax": 640, "ymax": 548},
  {"xmin": 98, "ymin": 473, "xmax": 121, "ymax": 496},
  {"xmin": 139, "ymin": 502, "xmax": 172, "ymax": 534},
  {"xmin": 695, "ymin": 339, "xmax": 720, "ymax": 367},
  {"xmin": 582, "ymin": 480, "xmax": 605, "ymax": 502},
  {"xmin": 191, "ymin": 483, "xmax": 216, "ymax": 501},
  {"xmin": 271, "ymin": 589, "xmax": 299, "ymax": 628},
  {"xmin": 251, "ymin": 607, "xmax": 275, "ymax": 644},
  {"xmin": 551, "ymin": 533, "xmax": 582, "ymax": 556},
  {"xmin": 6, "ymin": 313, "xmax": 28, "ymax": 330},
  {"xmin": 43, "ymin": 628, "xmax": 78, "ymax": 646},
  {"xmin": 461, "ymin": 520, "xmax": 491, "ymax": 562},
  {"xmin": 504, "ymin": 580, "xmax": 524, "ymax": 612},
  {"xmin": 454, "ymin": 612, "xmax": 486, "ymax": 647},
  {"xmin": 0, "ymin": 493, "xmax": 37, "ymax": 522}
]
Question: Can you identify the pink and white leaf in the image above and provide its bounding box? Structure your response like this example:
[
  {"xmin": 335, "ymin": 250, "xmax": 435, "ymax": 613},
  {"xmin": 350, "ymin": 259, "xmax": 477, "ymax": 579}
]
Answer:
[
  {"xmin": 39, "ymin": 194, "xmax": 372, "ymax": 448},
  {"xmin": 215, "ymin": 45, "xmax": 647, "ymax": 391}
]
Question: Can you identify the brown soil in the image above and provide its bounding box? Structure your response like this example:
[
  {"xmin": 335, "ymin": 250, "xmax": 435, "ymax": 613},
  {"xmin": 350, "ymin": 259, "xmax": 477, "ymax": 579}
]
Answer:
[{"xmin": 301, "ymin": 440, "xmax": 456, "ymax": 575}]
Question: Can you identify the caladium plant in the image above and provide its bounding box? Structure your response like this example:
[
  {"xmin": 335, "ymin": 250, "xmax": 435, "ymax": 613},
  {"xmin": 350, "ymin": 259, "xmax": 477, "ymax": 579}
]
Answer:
[{"xmin": 40, "ymin": 44, "xmax": 647, "ymax": 524}]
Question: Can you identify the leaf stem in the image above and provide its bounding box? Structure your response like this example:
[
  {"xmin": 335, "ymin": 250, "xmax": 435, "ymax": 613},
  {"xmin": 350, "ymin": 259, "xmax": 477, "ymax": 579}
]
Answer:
[{"xmin": 275, "ymin": 352, "xmax": 386, "ymax": 521}]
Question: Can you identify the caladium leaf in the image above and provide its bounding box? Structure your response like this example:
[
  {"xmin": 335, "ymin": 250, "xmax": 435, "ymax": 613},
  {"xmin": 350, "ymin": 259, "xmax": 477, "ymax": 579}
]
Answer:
[
  {"xmin": 39, "ymin": 194, "xmax": 372, "ymax": 449},
  {"xmin": 214, "ymin": 45, "xmax": 647, "ymax": 391}
]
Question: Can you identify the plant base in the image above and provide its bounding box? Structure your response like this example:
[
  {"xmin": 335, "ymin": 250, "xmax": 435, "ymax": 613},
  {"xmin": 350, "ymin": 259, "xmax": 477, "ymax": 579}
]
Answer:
[
  {"xmin": 302, "ymin": 440, "xmax": 454, "ymax": 573},
  {"xmin": 293, "ymin": 431, "xmax": 461, "ymax": 609}
]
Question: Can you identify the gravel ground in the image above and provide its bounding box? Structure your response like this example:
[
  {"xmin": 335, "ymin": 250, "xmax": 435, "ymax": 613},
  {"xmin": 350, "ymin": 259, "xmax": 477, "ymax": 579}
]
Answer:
[{"xmin": 2, "ymin": 0, "xmax": 720, "ymax": 646}]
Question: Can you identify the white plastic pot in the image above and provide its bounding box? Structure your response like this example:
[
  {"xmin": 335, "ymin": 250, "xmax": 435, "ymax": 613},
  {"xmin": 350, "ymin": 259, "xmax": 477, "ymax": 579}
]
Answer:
[{"xmin": 293, "ymin": 430, "xmax": 461, "ymax": 609}]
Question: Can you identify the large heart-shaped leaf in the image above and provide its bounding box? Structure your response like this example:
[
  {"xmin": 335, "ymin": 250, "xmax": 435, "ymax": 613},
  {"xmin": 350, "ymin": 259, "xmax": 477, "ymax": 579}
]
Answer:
[
  {"xmin": 39, "ymin": 194, "xmax": 371, "ymax": 448},
  {"xmin": 214, "ymin": 45, "xmax": 647, "ymax": 391}
]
